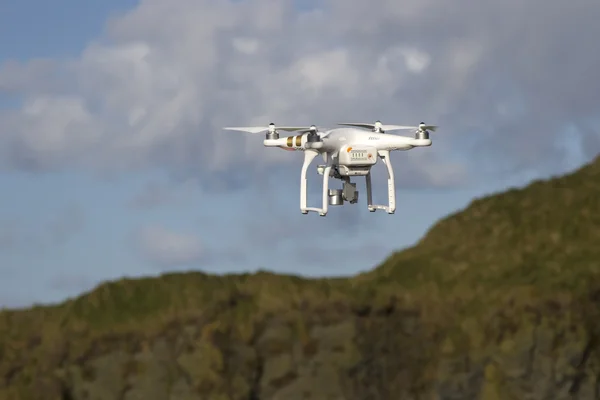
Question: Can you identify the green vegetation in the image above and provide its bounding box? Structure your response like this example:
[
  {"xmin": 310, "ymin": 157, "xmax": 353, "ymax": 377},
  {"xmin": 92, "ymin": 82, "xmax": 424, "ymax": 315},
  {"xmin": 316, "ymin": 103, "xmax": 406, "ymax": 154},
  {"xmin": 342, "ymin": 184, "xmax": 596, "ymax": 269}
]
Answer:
[{"xmin": 2, "ymin": 156, "xmax": 600, "ymax": 399}]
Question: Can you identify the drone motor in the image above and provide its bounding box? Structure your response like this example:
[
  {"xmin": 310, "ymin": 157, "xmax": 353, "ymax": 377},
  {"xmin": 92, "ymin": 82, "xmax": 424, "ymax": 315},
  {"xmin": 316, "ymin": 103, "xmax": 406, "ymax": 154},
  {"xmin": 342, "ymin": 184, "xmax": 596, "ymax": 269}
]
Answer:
[
  {"xmin": 415, "ymin": 122, "xmax": 428, "ymax": 140},
  {"xmin": 266, "ymin": 123, "xmax": 278, "ymax": 140},
  {"xmin": 416, "ymin": 130, "xmax": 428, "ymax": 140},
  {"xmin": 373, "ymin": 120, "xmax": 384, "ymax": 133},
  {"xmin": 414, "ymin": 122, "xmax": 438, "ymax": 140},
  {"xmin": 305, "ymin": 125, "xmax": 322, "ymax": 143}
]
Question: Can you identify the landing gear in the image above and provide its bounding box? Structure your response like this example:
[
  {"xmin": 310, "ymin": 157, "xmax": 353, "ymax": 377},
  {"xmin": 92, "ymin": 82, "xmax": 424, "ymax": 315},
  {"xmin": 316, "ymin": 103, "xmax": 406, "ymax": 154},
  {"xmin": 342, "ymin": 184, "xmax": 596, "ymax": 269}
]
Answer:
[
  {"xmin": 300, "ymin": 150, "xmax": 332, "ymax": 216},
  {"xmin": 365, "ymin": 150, "xmax": 396, "ymax": 214},
  {"xmin": 300, "ymin": 150, "xmax": 396, "ymax": 216}
]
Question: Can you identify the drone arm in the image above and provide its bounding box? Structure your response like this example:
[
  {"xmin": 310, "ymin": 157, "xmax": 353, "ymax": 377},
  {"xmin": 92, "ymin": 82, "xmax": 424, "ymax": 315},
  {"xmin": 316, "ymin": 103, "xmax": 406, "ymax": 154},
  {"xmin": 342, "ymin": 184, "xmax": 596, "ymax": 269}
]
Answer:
[{"xmin": 366, "ymin": 150, "xmax": 395, "ymax": 214}]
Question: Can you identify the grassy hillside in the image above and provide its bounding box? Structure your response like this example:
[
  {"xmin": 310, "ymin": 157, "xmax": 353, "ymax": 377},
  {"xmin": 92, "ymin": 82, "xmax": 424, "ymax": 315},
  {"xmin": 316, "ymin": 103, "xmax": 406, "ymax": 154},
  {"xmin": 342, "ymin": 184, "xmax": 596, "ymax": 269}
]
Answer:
[
  {"xmin": 359, "ymin": 154, "xmax": 600, "ymax": 307},
  {"xmin": 2, "ymin": 157, "xmax": 600, "ymax": 399}
]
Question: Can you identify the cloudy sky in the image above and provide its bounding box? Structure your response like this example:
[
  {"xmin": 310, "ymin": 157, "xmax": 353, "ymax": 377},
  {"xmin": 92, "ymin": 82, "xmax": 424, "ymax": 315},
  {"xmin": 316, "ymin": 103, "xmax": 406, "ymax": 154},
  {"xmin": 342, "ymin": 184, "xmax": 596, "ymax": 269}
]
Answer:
[{"xmin": 1, "ymin": 0, "xmax": 599, "ymax": 309}]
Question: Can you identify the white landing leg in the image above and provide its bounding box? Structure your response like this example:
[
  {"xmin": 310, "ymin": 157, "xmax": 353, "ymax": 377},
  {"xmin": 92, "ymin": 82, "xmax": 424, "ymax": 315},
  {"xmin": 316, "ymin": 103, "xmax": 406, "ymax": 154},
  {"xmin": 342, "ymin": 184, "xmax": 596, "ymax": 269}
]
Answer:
[
  {"xmin": 300, "ymin": 150, "xmax": 332, "ymax": 216},
  {"xmin": 365, "ymin": 150, "xmax": 396, "ymax": 214},
  {"xmin": 366, "ymin": 171, "xmax": 375, "ymax": 212}
]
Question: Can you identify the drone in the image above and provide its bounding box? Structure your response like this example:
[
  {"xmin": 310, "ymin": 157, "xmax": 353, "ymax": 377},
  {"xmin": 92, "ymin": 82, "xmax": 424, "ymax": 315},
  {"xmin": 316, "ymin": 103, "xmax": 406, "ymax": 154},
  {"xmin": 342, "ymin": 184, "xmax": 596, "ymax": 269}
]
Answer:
[{"xmin": 223, "ymin": 120, "xmax": 438, "ymax": 216}]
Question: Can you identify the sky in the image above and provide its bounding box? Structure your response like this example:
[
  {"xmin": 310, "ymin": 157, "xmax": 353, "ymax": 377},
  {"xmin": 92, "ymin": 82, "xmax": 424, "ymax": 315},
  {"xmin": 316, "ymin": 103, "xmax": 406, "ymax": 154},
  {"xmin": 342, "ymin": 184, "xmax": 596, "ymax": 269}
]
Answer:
[{"xmin": 1, "ymin": 0, "xmax": 599, "ymax": 309}]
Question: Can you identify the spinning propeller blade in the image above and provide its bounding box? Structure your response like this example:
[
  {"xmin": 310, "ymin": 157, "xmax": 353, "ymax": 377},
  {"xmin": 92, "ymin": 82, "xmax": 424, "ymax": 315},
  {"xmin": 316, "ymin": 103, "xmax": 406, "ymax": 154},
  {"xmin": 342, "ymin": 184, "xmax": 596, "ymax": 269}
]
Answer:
[
  {"xmin": 337, "ymin": 122, "xmax": 415, "ymax": 131},
  {"xmin": 223, "ymin": 123, "xmax": 314, "ymax": 134},
  {"xmin": 337, "ymin": 121, "xmax": 438, "ymax": 132},
  {"xmin": 418, "ymin": 123, "xmax": 438, "ymax": 132}
]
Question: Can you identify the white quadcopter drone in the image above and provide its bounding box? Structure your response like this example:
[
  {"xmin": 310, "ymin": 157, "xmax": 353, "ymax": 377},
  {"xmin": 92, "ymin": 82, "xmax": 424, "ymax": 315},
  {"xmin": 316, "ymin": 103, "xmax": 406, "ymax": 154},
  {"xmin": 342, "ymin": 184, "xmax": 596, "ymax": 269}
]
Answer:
[{"xmin": 224, "ymin": 121, "xmax": 437, "ymax": 216}]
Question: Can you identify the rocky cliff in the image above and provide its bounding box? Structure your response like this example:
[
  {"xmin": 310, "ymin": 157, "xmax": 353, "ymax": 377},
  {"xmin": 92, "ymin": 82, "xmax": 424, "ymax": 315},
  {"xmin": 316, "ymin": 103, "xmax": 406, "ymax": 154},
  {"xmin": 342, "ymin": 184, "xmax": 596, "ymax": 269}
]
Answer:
[{"xmin": 2, "ymin": 157, "xmax": 600, "ymax": 399}]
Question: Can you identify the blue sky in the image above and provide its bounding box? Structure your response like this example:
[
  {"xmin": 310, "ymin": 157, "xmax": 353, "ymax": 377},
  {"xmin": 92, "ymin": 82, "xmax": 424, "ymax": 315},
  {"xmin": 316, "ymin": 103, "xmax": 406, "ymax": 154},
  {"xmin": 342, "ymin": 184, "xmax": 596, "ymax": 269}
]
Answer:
[
  {"xmin": 1, "ymin": 0, "xmax": 598, "ymax": 309},
  {"xmin": 0, "ymin": 1, "xmax": 138, "ymax": 59},
  {"xmin": 1, "ymin": 0, "xmax": 141, "ymax": 305}
]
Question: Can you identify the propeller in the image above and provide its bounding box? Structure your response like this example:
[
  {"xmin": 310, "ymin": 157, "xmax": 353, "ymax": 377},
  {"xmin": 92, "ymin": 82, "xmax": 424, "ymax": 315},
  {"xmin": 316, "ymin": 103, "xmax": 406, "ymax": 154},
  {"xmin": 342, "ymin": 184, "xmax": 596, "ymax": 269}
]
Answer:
[
  {"xmin": 223, "ymin": 123, "xmax": 315, "ymax": 134},
  {"xmin": 296, "ymin": 125, "xmax": 321, "ymax": 134},
  {"xmin": 337, "ymin": 120, "xmax": 438, "ymax": 133},
  {"xmin": 416, "ymin": 122, "xmax": 438, "ymax": 132}
]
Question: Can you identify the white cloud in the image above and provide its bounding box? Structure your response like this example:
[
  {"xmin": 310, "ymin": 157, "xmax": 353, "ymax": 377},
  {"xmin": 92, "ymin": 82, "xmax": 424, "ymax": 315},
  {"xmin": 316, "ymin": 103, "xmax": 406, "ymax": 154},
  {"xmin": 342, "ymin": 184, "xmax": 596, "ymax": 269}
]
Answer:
[
  {"xmin": 0, "ymin": 0, "xmax": 599, "ymax": 187},
  {"xmin": 135, "ymin": 225, "xmax": 204, "ymax": 268},
  {"xmin": 232, "ymin": 37, "xmax": 261, "ymax": 55}
]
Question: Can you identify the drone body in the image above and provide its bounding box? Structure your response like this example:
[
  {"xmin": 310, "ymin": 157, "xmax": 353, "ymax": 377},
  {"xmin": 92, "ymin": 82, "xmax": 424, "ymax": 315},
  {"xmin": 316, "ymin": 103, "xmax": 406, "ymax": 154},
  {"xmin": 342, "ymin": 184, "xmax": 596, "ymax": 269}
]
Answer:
[{"xmin": 224, "ymin": 121, "xmax": 437, "ymax": 216}]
